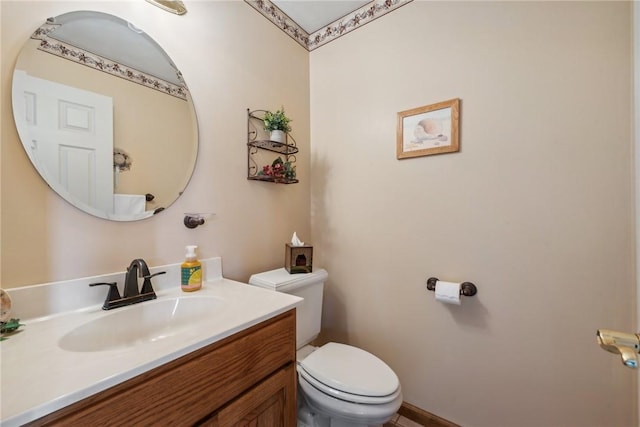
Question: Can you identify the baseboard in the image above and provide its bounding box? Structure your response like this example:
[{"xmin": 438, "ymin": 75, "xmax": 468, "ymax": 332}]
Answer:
[{"xmin": 398, "ymin": 401, "xmax": 461, "ymax": 427}]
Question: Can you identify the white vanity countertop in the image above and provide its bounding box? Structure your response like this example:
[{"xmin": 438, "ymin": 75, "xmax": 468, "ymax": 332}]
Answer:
[{"xmin": 0, "ymin": 258, "xmax": 301, "ymax": 426}]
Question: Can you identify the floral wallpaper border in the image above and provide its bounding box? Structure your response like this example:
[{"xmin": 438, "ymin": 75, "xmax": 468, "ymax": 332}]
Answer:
[
  {"xmin": 31, "ymin": 24, "xmax": 188, "ymax": 101},
  {"xmin": 245, "ymin": 0, "xmax": 413, "ymax": 51}
]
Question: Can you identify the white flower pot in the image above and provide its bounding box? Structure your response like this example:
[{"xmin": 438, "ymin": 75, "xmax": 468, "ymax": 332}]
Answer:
[{"xmin": 270, "ymin": 130, "xmax": 286, "ymax": 143}]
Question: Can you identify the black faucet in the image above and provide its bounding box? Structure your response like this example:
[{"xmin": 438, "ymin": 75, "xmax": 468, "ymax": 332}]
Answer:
[
  {"xmin": 124, "ymin": 259, "xmax": 150, "ymax": 298},
  {"xmin": 90, "ymin": 259, "xmax": 166, "ymax": 310}
]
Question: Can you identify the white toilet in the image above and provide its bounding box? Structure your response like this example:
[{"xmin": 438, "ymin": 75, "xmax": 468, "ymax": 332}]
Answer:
[{"xmin": 249, "ymin": 268, "xmax": 402, "ymax": 427}]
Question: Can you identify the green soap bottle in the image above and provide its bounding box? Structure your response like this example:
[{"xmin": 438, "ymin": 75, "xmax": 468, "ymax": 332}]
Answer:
[{"xmin": 181, "ymin": 245, "xmax": 202, "ymax": 292}]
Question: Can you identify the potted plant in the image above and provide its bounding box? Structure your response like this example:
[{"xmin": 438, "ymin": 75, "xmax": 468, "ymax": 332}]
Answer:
[{"xmin": 263, "ymin": 107, "xmax": 292, "ymax": 143}]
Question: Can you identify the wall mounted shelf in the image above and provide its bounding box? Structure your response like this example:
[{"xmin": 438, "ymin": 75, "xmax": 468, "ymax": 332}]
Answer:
[{"xmin": 247, "ymin": 109, "xmax": 299, "ymax": 184}]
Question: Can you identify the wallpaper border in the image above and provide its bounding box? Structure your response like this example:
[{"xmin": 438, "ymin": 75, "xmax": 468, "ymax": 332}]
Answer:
[{"xmin": 245, "ymin": 0, "xmax": 414, "ymax": 51}]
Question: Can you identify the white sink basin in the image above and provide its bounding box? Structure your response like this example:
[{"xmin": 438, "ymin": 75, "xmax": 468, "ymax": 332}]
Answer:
[{"xmin": 58, "ymin": 296, "xmax": 227, "ymax": 352}]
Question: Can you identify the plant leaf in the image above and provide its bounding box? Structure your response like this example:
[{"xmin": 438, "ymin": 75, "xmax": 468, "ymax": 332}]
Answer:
[{"xmin": 0, "ymin": 318, "xmax": 24, "ymax": 334}]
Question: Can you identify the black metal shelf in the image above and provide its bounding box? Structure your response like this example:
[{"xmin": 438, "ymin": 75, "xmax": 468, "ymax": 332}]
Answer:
[
  {"xmin": 247, "ymin": 175, "xmax": 299, "ymax": 184},
  {"xmin": 247, "ymin": 108, "xmax": 298, "ymax": 184},
  {"xmin": 247, "ymin": 139, "xmax": 299, "ymax": 155}
]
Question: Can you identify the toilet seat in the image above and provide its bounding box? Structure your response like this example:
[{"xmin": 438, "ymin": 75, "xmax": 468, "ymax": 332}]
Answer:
[
  {"xmin": 297, "ymin": 342, "xmax": 401, "ymax": 405},
  {"xmin": 298, "ymin": 374, "xmax": 403, "ymax": 425}
]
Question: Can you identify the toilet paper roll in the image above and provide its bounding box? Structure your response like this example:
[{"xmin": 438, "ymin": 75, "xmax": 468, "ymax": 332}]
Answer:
[{"xmin": 435, "ymin": 281, "xmax": 461, "ymax": 305}]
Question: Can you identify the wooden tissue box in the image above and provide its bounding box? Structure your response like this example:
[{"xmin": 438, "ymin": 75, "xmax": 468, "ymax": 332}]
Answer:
[{"xmin": 285, "ymin": 243, "xmax": 313, "ymax": 274}]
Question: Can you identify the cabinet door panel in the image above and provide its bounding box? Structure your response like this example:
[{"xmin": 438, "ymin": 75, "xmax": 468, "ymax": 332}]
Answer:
[{"xmin": 206, "ymin": 364, "xmax": 296, "ymax": 427}]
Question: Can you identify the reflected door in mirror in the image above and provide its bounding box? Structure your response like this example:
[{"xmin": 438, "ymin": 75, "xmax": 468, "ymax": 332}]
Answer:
[{"xmin": 14, "ymin": 70, "xmax": 115, "ymax": 213}]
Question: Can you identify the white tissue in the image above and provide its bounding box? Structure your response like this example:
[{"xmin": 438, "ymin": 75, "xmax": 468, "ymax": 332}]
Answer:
[
  {"xmin": 291, "ymin": 232, "xmax": 304, "ymax": 246},
  {"xmin": 435, "ymin": 281, "xmax": 461, "ymax": 305}
]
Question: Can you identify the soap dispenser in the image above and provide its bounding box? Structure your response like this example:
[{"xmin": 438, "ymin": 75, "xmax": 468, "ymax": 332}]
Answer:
[{"xmin": 181, "ymin": 245, "xmax": 202, "ymax": 292}]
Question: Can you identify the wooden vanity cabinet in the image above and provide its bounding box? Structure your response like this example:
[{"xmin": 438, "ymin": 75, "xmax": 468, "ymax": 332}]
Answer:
[
  {"xmin": 27, "ymin": 310, "xmax": 297, "ymax": 427},
  {"xmin": 199, "ymin": 364, "xmax": 294, "ymax": 426}
]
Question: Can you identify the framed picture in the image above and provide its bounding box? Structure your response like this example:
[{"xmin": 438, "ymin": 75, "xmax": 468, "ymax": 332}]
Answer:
[{"xmin": 396, "ymin": 98, "xmax": 460, "ymax": 159}]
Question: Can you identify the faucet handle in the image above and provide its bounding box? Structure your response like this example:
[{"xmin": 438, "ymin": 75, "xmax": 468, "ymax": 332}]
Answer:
[
  {"xmin": 89, "ymin": 282, "xmax": 121, "ymax": 310},
  {"xmin": 141, "ymin": 271, "xmax": 166, "ymax": 295}
]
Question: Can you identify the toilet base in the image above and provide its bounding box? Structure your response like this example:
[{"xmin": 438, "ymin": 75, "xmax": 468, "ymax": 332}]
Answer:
[{"xmin": 297, "ymin": 390, "xmax": 382, "ymax": 427}]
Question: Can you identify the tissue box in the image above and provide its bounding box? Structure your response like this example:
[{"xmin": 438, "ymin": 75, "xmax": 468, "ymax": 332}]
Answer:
[{"xmin": 285, "ymin": 243, "xmax": 313, "ymax": 274}]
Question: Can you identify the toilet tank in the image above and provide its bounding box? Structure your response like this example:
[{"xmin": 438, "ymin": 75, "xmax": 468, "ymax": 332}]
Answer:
[{"xmin": 249, "ymin": 268, "xmax": 328, "ymax": 348}]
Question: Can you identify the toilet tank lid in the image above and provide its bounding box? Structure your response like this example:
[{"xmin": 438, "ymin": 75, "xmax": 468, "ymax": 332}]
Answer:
[{"xmin": 249, "ymin": 268, "xmax": 328, "ymax": 292}]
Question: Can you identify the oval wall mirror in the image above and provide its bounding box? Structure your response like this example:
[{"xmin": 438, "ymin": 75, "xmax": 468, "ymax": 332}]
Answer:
[{"xmin": 11, "ymin": 11, "xmax": 198, "ymax": 221}]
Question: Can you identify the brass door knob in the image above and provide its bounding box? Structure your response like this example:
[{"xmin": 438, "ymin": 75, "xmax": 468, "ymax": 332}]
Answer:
[{"xmin": 597, "ymin": 329, "xmax": 640, "ymax": 368}]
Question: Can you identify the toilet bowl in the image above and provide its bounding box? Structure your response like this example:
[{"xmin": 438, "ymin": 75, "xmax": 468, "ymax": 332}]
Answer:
[
  {"xmin": 297, "ymin": 343, "xmax": 402, "ymax": 426},
  {"xmin": 249, "ymin": 269, "xmax": 402, "ymax": 427}
]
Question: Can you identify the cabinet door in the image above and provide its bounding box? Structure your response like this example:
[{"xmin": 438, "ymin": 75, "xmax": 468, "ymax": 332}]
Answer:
[{"xmin": 203, "ymin": 364, "xmax": 297, "ymax": 427}]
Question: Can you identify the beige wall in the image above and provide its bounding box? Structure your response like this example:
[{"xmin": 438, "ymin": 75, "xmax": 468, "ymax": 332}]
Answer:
[
  {"xmin": 310, "ymin": 2, "xmax": 635, "ymax": 427},
  {"xmin": 1, "ymin": 1, "xmax": 310, "ymax": 286}
]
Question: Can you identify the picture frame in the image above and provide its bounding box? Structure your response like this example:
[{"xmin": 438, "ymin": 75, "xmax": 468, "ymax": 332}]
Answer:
[{"xmin": 396, "ymin": 98, "xmax": 460, "ymax": 159}]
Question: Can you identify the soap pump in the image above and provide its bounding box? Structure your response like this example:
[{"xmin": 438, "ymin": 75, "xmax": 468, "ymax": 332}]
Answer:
[{"xmin": 181, "ymin": 245, "xmax": 202, "ymax": 292}]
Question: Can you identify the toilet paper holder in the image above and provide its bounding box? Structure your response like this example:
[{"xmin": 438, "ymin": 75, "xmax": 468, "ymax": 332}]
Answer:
[{"xmin": 426, "ymin": 277, "xmax": 477, "ymax": 297}]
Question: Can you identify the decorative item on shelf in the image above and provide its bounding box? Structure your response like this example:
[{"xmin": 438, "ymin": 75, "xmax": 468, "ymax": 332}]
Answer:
[
  {"xmin": 257, "ymin": 157, "xmax": 296, "ymax": 183},
  {"xmin": 263, "ymin": 107, "xmax": 292, "ymax": 143},
  {"xmin": 183, "ymin": 213, "xmax": 215, "ymax": 229},
  {"xmin": 285, "ymin": 232, "xmax": 313, "ymax": 274}
]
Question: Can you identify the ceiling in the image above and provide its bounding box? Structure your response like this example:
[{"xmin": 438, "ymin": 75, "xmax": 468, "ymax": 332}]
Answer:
[{"xmin": 271, "ymin": 0, "xmax": 370, "ymax": 33}]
